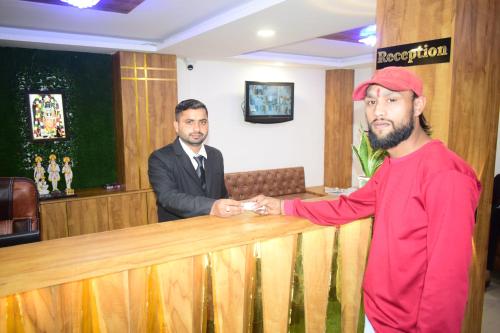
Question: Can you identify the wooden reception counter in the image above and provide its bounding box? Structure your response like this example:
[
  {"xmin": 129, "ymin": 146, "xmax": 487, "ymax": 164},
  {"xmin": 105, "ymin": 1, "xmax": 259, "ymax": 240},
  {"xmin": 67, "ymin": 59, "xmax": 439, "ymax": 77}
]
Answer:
[{"xmin": 0, "ymin": 207, "xmax": 371, "ymax": 332}]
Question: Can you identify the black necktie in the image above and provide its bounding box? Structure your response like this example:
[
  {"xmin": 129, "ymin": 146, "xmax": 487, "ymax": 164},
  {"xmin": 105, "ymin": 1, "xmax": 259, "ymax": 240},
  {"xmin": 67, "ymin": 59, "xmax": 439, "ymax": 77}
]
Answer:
[{"xmin": 194, "ymin": 155, "xmax": 206, "ymax": 192}]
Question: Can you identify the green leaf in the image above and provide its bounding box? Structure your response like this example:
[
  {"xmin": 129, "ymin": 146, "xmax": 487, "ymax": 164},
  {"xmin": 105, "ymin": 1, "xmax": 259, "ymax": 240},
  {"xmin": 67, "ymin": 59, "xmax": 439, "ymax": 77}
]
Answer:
[{"xmin": 352, "ymin": 126, "xmax": 387, "ymax": 177}]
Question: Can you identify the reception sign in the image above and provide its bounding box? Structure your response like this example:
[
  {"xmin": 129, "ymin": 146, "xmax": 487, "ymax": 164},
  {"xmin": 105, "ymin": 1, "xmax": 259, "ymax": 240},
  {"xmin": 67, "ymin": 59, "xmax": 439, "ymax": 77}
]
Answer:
[{"xmin": 376, "ymin": 37, "xmax": 451, "ymax": 69}]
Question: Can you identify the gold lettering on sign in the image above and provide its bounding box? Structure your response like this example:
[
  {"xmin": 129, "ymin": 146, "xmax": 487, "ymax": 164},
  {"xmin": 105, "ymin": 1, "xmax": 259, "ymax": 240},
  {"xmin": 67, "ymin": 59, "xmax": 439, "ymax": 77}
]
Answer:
[{"xmin": 377, "ymin": 44, "xmax": 448, "ymax": 65}]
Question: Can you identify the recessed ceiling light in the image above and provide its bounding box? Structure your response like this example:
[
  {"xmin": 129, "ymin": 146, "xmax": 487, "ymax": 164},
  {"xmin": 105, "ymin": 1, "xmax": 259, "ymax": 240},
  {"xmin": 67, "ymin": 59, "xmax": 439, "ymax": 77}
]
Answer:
[
  {"xmin": 61, "ymin": 0, "xmax": 101, "ymax": 9},
  {"xmin": 257, "ymin": 29, "xmax": 276, "ymax": 38}
]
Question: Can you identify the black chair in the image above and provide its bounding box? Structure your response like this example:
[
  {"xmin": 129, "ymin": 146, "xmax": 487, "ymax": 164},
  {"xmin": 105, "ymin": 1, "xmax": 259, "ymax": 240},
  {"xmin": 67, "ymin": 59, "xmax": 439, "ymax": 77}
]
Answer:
[{"xmin": 0, "ymin": 177, "xmax": 40, "ymax": 247}]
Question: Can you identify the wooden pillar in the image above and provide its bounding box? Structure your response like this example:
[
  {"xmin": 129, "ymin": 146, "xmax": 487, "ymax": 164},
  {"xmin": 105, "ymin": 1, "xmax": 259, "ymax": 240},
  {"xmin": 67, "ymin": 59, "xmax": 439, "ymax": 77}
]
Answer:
[
  {"xmin": 112, "ymin": 52, "xmax": 178, "ymax": 191},
  {"xmin": 324, "ymin": 69, "xmax": 354, "ymax": 188},
  {"xmin": 376, "ymin": 0, "xmax": 500, "ymax": 331}
]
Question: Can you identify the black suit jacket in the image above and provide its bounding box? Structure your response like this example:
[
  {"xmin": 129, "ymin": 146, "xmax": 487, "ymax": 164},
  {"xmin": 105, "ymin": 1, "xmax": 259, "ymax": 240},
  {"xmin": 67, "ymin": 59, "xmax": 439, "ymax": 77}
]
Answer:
[{"xmin": 148, "ymin": 137, "xmax": 228, "ymax": 222}]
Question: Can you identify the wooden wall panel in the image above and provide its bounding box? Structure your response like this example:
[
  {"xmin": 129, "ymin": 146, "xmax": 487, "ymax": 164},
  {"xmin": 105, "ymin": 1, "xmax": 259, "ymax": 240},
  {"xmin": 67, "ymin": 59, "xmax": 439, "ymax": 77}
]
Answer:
[
  {"xmin": 448, "ymin": 1, "xmax": 500, "ymax": 331},
  {"xmin": 376, "ymin": 0, "xmax": 500, "ymax": 331},
  {"xmin": 107, "ymin": 193, "xmax": 148, "ymax": 230},
  {"xmin": 113, "ymin": 52, "xmax": 178, "ymax": 191},
  {"xmin": 260, "ymin": 235, "xmax": 296, "ymax": 333},
  {"xmin": 377, "ymin": 0, "xmax": 454, "ymax": 143},
  {"xmin": 324, "ymin": 69, "xmax": 354, "ymax": 188},
  {"xmin": 302, "ymin": 228, "xmax": 336, "ymax": 333},
  {"xmin": 66, "ymin": 198, "xmax": 108, "ymax": 236},
  {"xmin": 40, "ymin": 201, "xmax": 68, "ymax": 240}
]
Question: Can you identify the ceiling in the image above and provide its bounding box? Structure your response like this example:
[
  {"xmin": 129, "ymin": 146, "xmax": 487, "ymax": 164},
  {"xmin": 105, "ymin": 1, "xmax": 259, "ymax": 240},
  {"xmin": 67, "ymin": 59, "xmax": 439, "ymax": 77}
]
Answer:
[{"xmin": 0, "ymin": 0, "xmax": 376, "ymax": 68}]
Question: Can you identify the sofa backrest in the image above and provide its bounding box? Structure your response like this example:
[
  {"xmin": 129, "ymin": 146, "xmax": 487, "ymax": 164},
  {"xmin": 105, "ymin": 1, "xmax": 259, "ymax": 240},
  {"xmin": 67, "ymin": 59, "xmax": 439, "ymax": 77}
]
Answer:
[{"xmin": 224, "ymin": 167, "xmax": 306, "ymax": 200}]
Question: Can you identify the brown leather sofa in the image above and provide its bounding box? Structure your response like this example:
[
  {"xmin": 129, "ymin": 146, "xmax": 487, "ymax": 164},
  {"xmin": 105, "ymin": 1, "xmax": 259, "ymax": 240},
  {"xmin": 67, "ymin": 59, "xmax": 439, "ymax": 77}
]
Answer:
[
  {"xmin": 0, "ymin": 177, "xmax": 40, "ymax": 247},
  {"xmin": 224, "ymin": 166, "xmax": 320, "ymax": 200}
]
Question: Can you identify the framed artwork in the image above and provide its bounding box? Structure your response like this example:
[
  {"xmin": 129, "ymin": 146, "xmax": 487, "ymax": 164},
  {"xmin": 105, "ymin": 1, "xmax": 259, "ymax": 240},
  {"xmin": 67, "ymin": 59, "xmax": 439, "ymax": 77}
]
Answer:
[{"xmin": 28, "ymin": 93, "xmax": 68, "ymax": 141}]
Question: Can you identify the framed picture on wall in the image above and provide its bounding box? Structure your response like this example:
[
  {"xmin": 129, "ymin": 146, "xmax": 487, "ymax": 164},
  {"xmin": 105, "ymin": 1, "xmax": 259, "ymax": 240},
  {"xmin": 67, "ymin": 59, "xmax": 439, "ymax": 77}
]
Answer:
[{"xmin": 28, "ymin": 92, "xmax": 68, "ymax": 141}]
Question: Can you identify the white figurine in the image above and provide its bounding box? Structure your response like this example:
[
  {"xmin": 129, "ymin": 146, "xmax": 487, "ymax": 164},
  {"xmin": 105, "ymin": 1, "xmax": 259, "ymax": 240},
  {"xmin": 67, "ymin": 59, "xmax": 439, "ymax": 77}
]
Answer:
[
  {"xmin": 33, "ymin": 156, "xmax": 45, "ymax": 191},
  {"xmin": 38, "ymin": 176, "xmax": 50, "ymax": 195},
  {"xmin": 47, "ymin": 154, "xmax": 61, "ymax": 192},
  {"xmin": 62, "ymin": 156, "xmax": 74, "ymax": 195}
]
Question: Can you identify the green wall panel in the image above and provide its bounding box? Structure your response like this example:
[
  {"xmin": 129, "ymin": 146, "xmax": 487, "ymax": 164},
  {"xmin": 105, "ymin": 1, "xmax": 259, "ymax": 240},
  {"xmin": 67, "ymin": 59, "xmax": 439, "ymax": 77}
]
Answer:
[{"xmin": 0, "ymin": 47, "xmax": 116, "ymax": 189}]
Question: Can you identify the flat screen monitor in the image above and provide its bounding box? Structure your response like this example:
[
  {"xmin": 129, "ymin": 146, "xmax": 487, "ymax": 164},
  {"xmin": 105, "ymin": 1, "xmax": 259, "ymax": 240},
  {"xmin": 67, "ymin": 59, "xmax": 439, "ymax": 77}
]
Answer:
[{"xmin": 244, "ymin": 81, "xmax": 294, "ymax": 124}]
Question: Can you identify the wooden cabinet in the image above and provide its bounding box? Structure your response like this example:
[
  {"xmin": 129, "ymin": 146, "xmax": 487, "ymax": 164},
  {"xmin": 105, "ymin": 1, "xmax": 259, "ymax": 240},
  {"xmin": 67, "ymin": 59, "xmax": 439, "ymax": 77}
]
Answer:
[
  {"xmin": 108, "ymin": 192, "xmax": 148, "ymax": 230},
  {"xmin": 40, "ymin": 201, "xmax": 68, "ymax": 240},
  {"xmin": 67, "ymin": 197, "xmax": 109, "ymax": 236},
  {"xmin": 40, "ymin": 189, "xmax": 155, "ymax": 240}
]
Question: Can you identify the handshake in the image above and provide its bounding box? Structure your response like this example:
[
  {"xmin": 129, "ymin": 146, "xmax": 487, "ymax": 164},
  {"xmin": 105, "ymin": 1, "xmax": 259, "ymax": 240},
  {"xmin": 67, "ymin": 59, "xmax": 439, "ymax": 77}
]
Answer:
[{"xmin": 209, "ymin": 195, "xmax": 282, "ymax": 218}]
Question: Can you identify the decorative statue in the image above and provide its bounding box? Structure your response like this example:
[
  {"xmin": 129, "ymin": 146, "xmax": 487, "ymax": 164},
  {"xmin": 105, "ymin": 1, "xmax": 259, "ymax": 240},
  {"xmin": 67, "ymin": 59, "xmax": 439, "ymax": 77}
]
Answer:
[
  {"xmin": 62, "ymin": 156, "xmax": 74, "ymax": 195},
  {"xmin": 47, "ymin": 154, "xmax": 61, "ymax": 192},
  {"xmin": 34, "ymin": 156, "xmax": 50, "ymax": 195},
  {"xmin": 33, "ymin": 156, "xmax": 45, "ymax": 189},
  {"xmin": 38, "ymin": 175, "xmax": 50, "ymax": 195}
]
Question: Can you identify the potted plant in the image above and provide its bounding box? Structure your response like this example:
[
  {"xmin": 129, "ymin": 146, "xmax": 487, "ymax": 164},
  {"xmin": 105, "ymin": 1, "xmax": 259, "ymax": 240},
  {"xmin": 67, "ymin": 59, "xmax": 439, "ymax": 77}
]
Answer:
[{"xmin": 352, "ymin": 128, "xmax": 387, "ymax": 187}]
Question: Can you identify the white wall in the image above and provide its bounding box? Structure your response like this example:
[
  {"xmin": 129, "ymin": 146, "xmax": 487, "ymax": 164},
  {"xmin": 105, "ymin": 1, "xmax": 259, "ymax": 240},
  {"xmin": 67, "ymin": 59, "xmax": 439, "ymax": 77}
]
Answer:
[{"xmin": 177, "ymin": 59, "xmax": 326, "ymax": 186}]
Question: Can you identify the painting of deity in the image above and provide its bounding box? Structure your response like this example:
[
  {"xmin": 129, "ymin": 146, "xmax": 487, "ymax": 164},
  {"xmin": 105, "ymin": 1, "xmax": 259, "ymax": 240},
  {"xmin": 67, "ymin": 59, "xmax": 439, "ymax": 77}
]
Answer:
[{"xmin": 28, "ymin": 93, "xmax": 67, "ymax": 141}]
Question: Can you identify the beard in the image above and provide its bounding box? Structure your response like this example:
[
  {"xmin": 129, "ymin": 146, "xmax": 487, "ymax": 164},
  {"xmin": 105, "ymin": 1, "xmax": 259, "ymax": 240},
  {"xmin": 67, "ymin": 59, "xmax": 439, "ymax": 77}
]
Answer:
[
  {"xmin": 368, "ymin": 112, "xmax": 414, "ymax": 150},
  {"xmin": 178, "ymin": 132, "xmax": 207, "ymax": 146}
]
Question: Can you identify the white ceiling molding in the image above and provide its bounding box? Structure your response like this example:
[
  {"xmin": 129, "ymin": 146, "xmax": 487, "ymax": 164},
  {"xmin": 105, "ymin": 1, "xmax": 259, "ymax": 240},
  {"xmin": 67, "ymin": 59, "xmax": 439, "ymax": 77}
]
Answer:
[{"xmin": 233, "ymin": 51, "xmax": 374, "ymax": 68}]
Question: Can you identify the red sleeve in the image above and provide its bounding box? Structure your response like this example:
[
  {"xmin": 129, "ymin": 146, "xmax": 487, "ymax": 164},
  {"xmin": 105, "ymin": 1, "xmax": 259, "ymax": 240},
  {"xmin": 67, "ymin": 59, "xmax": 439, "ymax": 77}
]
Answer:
[
  {"xmin": 283, "ymin": 176, "xmax": 377, "ymax": 226},
  {"xmin": 416, "ymin": 170, "xmax": 481, "ymax": 332}
]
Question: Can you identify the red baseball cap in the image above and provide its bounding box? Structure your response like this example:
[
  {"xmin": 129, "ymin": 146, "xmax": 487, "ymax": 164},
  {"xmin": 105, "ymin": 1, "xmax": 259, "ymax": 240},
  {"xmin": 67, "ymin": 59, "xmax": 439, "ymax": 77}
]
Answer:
[{"xmin": 352, "ymin": 66, "xmax": 423, "ymax": 101}]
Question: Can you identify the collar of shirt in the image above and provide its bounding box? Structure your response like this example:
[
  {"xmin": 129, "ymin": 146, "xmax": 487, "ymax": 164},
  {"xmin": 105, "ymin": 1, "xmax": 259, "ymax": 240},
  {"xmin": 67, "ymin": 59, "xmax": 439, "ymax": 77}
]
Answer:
[{"xmin": 179, "ymin": 138, "xmax": 208, "ymax": 170}]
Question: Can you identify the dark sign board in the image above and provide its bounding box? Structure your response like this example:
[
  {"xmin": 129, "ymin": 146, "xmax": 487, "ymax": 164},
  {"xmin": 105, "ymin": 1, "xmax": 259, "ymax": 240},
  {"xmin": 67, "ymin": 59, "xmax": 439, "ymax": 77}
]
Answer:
[{"xmin": 376, "ymin": 37, "xmax": 451, "ymax": 69}]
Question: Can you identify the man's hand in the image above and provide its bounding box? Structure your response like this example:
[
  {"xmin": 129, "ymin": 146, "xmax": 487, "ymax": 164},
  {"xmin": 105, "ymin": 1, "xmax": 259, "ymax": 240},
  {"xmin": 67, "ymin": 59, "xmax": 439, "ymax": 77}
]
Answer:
[
  {"xmin": 210, "ymin": 199, "xmax": 243, "ymax": 217},
  {"xmin": 250, "ymin": 195, "xmax": 283, "ymax": 215}
]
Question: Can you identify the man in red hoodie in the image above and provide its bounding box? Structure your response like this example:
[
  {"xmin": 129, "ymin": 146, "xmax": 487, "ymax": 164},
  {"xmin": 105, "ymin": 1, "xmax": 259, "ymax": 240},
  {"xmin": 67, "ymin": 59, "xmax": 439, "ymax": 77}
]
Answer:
[{"xmin": 254, "ymin": 67, "xmax": 481, "ymax": 332}]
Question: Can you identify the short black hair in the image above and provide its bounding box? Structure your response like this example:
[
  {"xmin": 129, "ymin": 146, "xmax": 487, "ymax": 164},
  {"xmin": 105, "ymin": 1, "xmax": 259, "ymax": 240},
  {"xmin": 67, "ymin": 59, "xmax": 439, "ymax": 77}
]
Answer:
[{"xmin": 175, "ymin": 99, "xmax": 208, "ymax": 120}]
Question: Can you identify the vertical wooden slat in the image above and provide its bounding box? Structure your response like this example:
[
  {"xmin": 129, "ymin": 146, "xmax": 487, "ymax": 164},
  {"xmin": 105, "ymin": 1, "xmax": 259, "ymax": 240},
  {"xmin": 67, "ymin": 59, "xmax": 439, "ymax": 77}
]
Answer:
[
  {"xmin": 84, "ymin": 272, "xmax": 130, "ymax": 333},
  {"xmin": 149, "ymin": 256, "xmax": 207, "ymax": 333},
  {"xmin": 302, "ymin": 228, "xmax": 336, "ymax": 332},
  {"xmin": 210, "ymin": 245, "xmax": 255, "ymax": 333},
  {"xmin": 0, "ymin": 295, "xmax": 23, "ymax": 333},
  {"xmin": 324, "ymin": 69, "xmax": 354, "ymax": 188},
  {"xmin": 337, "ymin": 218, "xmax": 372, "ymax": 332},
  {"xmin": 128, "ymin": 266, "xmax": 150, "ymax": 333},
  {"xmin": 260, "ymin": 235, "xmax": 297, "ymax": 333},
  {"xmin": 15, "ymin": 288, "xmax": 61, "ymax": 332},
  {"xmin": 58, "ymin": 281, "xmax": 84, "ymax": 333},
  {"xmin": 66, "ymin": 198, "xmax": 108, "ymax": 236}
]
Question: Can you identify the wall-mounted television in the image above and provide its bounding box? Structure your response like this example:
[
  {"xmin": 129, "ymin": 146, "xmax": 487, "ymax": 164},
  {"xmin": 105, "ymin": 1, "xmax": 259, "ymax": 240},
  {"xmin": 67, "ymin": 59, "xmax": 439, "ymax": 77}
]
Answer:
[{"xmin": 244, "ymin": 81, "xmax": 294, "ymax": 124}]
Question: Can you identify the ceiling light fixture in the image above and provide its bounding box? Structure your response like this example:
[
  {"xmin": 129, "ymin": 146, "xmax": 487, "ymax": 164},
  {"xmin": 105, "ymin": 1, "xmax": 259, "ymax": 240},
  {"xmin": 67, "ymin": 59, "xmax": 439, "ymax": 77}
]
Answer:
[
  {"xmin": 257, "ymin": 29, "xmax": 275, "ymax": 38},
  {"xmin": 60, "ymin": 0, "xmax": 101, "ymax": 9},
  {"xmin": 358, "ymin": 35, "xmax": 377, "ymax": 47},
  {"xmin": 358, "ymin": 24, "xmax": 376, "ymax": 47}
]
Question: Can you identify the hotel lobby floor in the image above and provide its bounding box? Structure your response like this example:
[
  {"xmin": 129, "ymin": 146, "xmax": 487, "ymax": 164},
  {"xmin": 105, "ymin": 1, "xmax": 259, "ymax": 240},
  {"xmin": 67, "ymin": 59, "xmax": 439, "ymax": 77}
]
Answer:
[{"xmin": 482, "ymin": 271, "xmax": 500, "ymax": 332}]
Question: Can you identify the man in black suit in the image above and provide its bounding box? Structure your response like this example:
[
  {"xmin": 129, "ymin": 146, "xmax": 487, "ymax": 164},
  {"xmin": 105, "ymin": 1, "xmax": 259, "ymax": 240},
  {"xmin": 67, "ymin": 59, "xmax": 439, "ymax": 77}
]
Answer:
[{"xmin": 148, "ymin": 99, "xmax": 242, "ymax": 222}]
